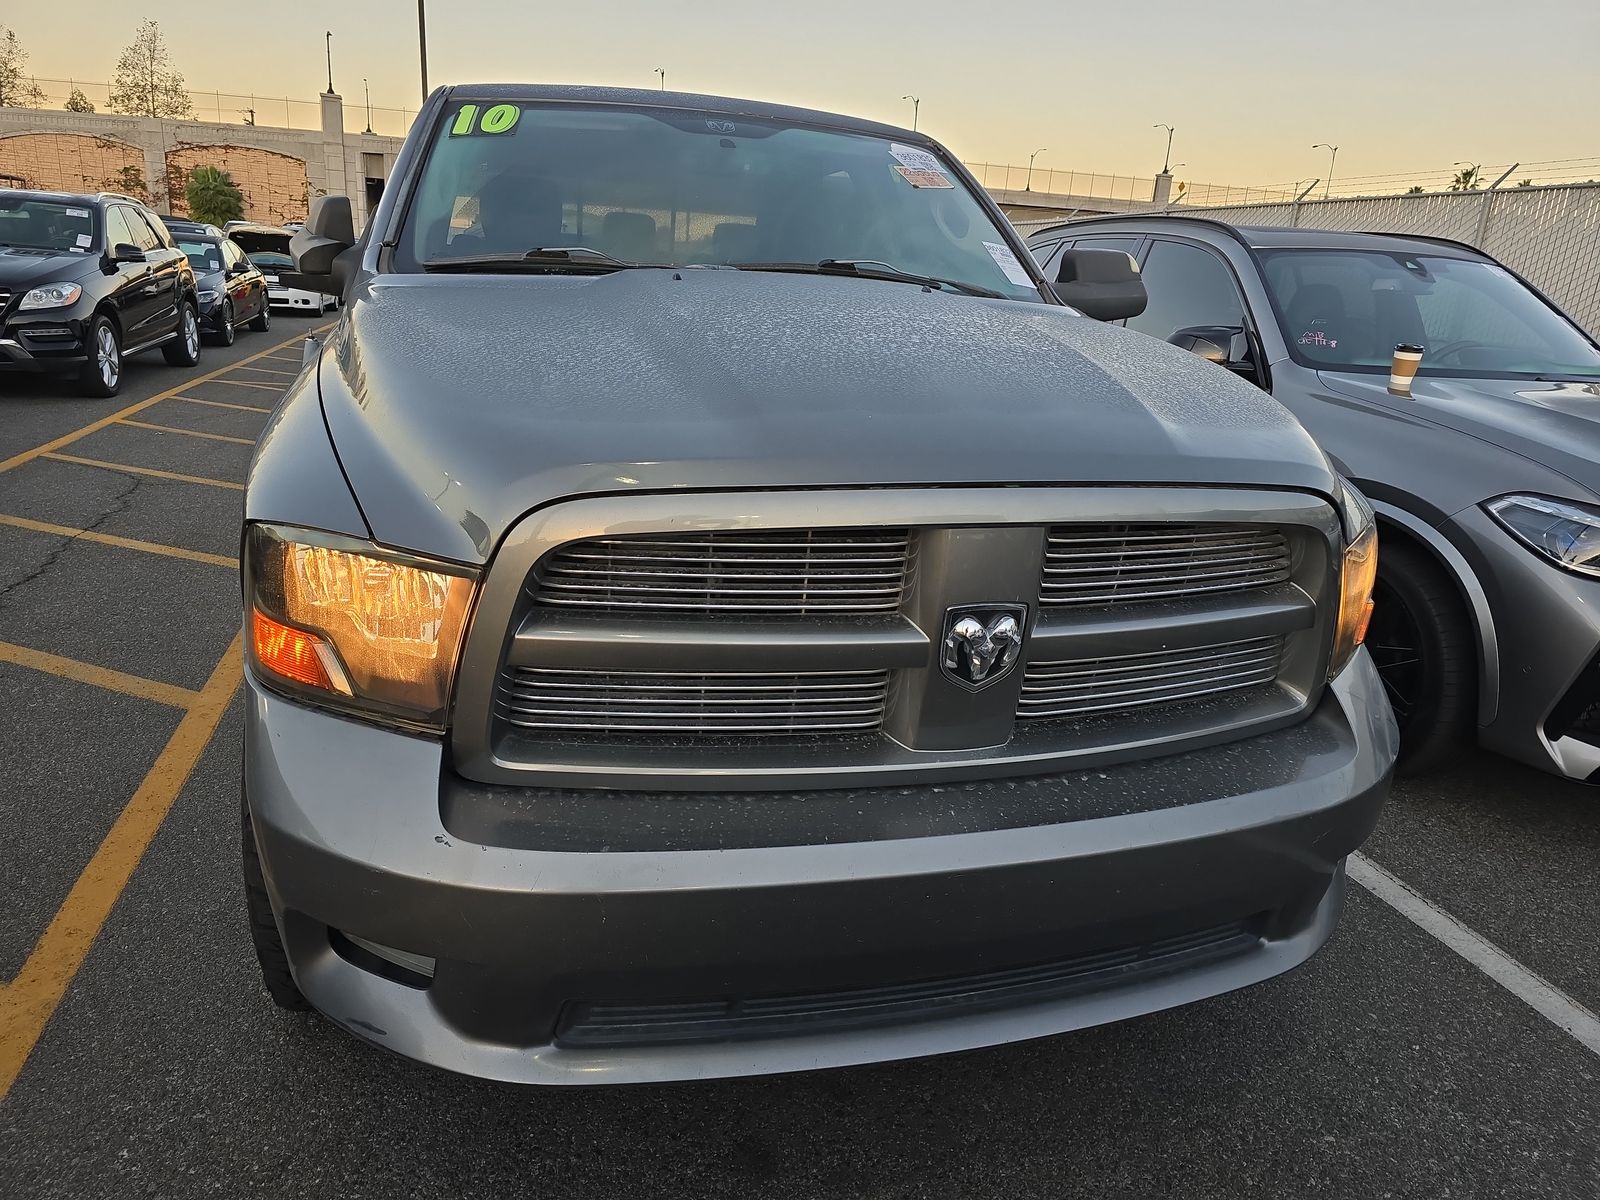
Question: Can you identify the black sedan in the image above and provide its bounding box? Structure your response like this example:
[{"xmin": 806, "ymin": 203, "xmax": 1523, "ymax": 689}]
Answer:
[{"xmin": 166, "ymin": 227, "xmax": 271, "ymax": 346}]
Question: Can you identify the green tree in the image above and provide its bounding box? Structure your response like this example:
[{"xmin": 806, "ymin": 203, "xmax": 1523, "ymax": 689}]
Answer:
[
  {"xmin": 108, "ymin": 19, "xmax": 193, "ymax": 118},
  {"xmin": 1405, "ymin": 185, "xmax": 1425, "ymax": 194},
  {"xmin": 1516, "ymin": 179, "xmax": 1533, "ymax": 188},
  {"xmin": 1448, "ymin": 164, "xmax": 1482, "ymax": 191},
  {"xmin": 0, "ymin": 25, "xmax": 46, "ymax": 107},
  {"xmin": 64, "ymin": 86, "xmax": 95, "ymax": 113},
  {"xmin": 185, "ymin": 165, "xmax": 244, "ymax": 226}
]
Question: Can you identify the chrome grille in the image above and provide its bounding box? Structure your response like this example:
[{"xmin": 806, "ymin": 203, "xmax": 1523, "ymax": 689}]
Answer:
[
  {"xmin": 1018, "ymin": 635, "xmax": 1285, "ymax": 721},
  {"xmin": 498, "ymin": 668, "xmax": 891, "ymax": 735},
  {"xmin": 1041, "ymin": 524, "xmax": 1291, "ymax": 607},
  {"xmin": 532, "ymin": 529, "xmax": 912, "ymax": 616}
]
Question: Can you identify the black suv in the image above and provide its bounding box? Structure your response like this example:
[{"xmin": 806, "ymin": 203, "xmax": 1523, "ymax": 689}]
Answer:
[{"xmin": 0, "ymin": 189, "xmax": 202, "ymax": 396}]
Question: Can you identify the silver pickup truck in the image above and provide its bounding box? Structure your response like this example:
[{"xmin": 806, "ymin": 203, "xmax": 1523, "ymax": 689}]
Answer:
[{"xmin": 238, "ymin": 84, "xmax": 1395, "ymax": 1085}]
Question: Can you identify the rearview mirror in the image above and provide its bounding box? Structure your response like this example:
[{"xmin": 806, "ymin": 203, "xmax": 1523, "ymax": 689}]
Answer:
[
  {"xmin": 1053, "ymin": 249, "xmax": 1147, "ymax": 322},
  {"xmin": 286, "ymin": 194, "xmax": 357, "ymax": 295}
]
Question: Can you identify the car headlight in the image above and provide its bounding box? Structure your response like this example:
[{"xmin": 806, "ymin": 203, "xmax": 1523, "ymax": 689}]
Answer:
[
  {"xmin": 244, "ymin": 524, "xmax": 479, "ymax": 732},
  {"xmin": 1329, "ymin": 478, "xmax": 1378, "ymax": 679},
  {"xmin": 18, "ymin": 282, "xmax": 83, "ymax": 311},
  {"xmin": 1486, "ymin": 494, "xmax": 1600, "ymax": 578},
  {"xmin": 197, "ymin": 288, "xmax": 220, "ymax": 303}
]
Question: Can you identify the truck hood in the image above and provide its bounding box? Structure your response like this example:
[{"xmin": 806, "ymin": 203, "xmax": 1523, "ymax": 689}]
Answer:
[
  {"xmin": 319, "ymin": 270, "xmax": 1336, "ymax": 564},
  {"xmin": 1319, "ymin": 369, "xmax": 1600, "ymax": 497}
]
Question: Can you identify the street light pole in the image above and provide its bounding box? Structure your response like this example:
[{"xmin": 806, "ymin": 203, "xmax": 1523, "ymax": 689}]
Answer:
[
  {"xmin": 324, "ymin": 32, "xmax": 334, "ymax": 95},
  {"xmin": 1313, "ymin": 143, "xmax": 1338, "ymax": 199},
  {"xmin": 363, "ymin": 78, "xmax": 373, "ymax": 134},
  {"xmin": 417, "ymin": 0, "xmax": 429, "ymax": 99},
  {"xmin": 1026, "ymin": 148, "xmax": 1047, "ymax": 192},
  {"xmin": 902, "ymin": 94, "xmax": 919, "ymax": 131},
  {"xmin": 655, "ymin": 67, "xmax": 666, "ymax": 91},
  {"xmin": 1154, "ymin": 123, "xmax": 1174, "ymax": 174}
]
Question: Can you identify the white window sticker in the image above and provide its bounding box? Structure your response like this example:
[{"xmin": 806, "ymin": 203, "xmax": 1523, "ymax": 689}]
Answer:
[
  {"xmin": 76, "ymin": 233, "xmax": 93, "ymax": 247},
  {"xmin": 890, "ymin": 143, "xmax": 943, "ymax": 174},
  {"xmin": 983, "ymin": 241, "xmax": 1035, "ymax": 287},
  {"xmin": 66, "ymin": 207, "xmax": 90, "ymax": 218},
  {"xmin": 892, "ymin": 165, "xmax": 953, "ymax": 189}
]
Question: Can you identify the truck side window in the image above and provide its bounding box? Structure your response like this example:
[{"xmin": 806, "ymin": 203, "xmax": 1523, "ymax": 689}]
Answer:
[{"xmin": 1126, "ymin": 239, "xmax": 1245, "ymax": 343}]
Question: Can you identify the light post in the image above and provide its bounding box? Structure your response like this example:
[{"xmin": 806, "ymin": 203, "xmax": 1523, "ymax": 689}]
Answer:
[
  {"xmin": 902, "ymin": 94, "xmax": 919, "ymax": 131},
  {"xmin": 363, "ymin": 78, "xmax": 372, "ymax": 134},
  {"xmin": 654, "ymin": 67, "xmax": 666, "ymax": 90},
  {"xmin": 1313, "ymin": 143, "xmax": 1338, "ymax": 198},
  {"xmin": 1154, "ymin": 123, "xmax": 1174, "ymax": 174},
  {"xmin": 417, "ymin": 0, "xmax": 429, "ymax": 99},
  {"xmin": 324, "ymin": 31, "xmax": 334, "ymax": 95},
  {"xmin": 1026, "ymin": 147, "xmax": 1047, "ymax": 192}
]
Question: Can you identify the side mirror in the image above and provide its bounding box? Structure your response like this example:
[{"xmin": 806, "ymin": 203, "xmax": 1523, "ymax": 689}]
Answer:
[
  {"xmin": 287, "ymin": 194, "xmax": 356, "ymax": 295},
  {"xmin": 110, "ymin": 243, "xmax": 146, "ymax": 264},
  {"xmin": 1169, "ymin": 325, "xmax": 1257, "ymax": 379},
  {"xmin": 227, "ymin": 261, "xmax": 249, "ymax": 276},
  {"xmin": 1053, "ymin": 249, "xmax": 1148, "ymax": 322}
]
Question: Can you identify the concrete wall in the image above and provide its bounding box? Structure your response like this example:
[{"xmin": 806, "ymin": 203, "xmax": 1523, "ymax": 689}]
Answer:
[{"xmin": 0, "ymin": 94, "xmax": 402, "ymax": 228}]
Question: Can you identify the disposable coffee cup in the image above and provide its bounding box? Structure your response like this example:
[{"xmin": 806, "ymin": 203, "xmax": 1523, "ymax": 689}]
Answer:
[{"xmin": 1389, "ymin": 343, "xmax": 1424, "ymax": 396}]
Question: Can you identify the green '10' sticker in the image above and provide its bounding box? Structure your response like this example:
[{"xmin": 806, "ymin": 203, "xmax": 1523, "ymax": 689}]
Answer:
[{"xmin": 449, "ymin": 103, "xmax": 521, "ymax": 136}]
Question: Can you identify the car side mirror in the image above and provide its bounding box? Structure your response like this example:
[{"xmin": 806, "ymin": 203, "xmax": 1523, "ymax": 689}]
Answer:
[
  {"xmin": 287, "ymin": 194, "xmax": 357, "ymax": 295},
  {"xmin": 227, "ymin": 261, "xmax": 249, "ymax": 276},
  {"xmin": 110, "ymin": 243, "xmax": 146, "ymax": 264},
  {"xmin": 1053, "ymin": 249, "xmax": 1148, "ymax": 321},
  {"xmin": 1169, "ymin": 325, "xmax": 1257, "ymax": 380}
]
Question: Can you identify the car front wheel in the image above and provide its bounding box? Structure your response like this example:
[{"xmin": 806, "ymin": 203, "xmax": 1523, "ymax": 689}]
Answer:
[
  {"xmin": 78, "ymin": 315, "xmax": 122, "ymax": 397},
  {"xmin": 163, "ymin": 301, "xmax": 202, "ymax": 366},
  {"xmin": 1366, "ymin": 540, "xmax": 1475, "ymax": 774},
  {"xmin": 215, "ymin": 300, "xmax": 236, "ymax": 347},
  {"xmin": 248, "ymin": 295, "xmax": 271, "ymax": 333}
]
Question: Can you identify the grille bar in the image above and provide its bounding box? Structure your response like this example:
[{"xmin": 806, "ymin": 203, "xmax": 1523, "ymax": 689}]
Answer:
[
  {"xmin": 499, "ymin": 668, "xmax": 890, "ymax": 735},
  {"xmin": 1018, "ymin": 636, "xmax": 1284, "ymax": 721},
  {"xmin": 534, "ymin": 529, "xmax": 912, "ymax": 616},
  {"xmin": 1041, "ymin": 524, "xmax": 1291, "ymax": 607}
]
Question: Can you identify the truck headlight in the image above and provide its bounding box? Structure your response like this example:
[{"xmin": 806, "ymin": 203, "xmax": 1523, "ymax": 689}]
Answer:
[
  {"xmin": 244, "ymin": 524, "xmax": 478, "ymax": 732},
  {"xmin": 18, "ymin": 282, "xmax": 83, "ymax": 311},
  {"xmin": 1486, "ymin": 494, "xmax": 1600, "ymax": 579},
  {"xmin": 1329, "ymin": 478, "xmax": 1378, "ymax": 679}
]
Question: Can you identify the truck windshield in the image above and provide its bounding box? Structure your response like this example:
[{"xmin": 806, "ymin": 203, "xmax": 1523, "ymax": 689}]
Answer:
[
  {"xmin": 1262, "ymin": 249, "xmax": 1600, "ymax": 379},
  {"xmin": 396, "ymin": 100, "xmax": 1045, "ymax": 301}
]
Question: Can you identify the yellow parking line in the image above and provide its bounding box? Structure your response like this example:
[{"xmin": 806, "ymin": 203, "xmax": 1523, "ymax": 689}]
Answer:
[
  {"xmin": 42, "ymin": 454, "xmax": 245, "ymax": 491},
  {"xmin": 231, "ymin": 366, "xmax": 299, "ymax": 378},
  {"xmin": 119, "ymin": 419, "xmax": 255, "ymax": 446},
  {"xmin": 0, "ymin": 513, "xmax": 236, "ymax": 568},
  {"xmin": 0, "ymin": 634, "xmax": 242, "ymax": 1100},
  {"xmin": 175, "ymin": 396, "xmax": 273, "ymax": 414},
  {"xmin": 207, "ymin": 379, "xmax": 286, "ymax": 392},
  {"xmin": 0, "ymin": 326, "xmax": 318, "ymax": 477},
  {"xmin": 0, "ymin": 640, "xmax": 202, "ymax": 709}
]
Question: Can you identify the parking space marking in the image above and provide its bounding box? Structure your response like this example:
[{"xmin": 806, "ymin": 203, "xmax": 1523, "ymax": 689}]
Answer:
[
  {"xmin": 177, "ymin": 396, "xmax": 273, "ymax": 414},
  {"xmin": 0, "ymin": 633, "xmax": 243, "ymax": 1100},
  {"xmin": 230, "ymin": 365, "xmax": 299, "ymax": 378},
  {"xmin": 0, "ymin": 327, "xmax": 314, "ymax": 477},
  {"xmin": 1350, "ymin": 852, "xmax": 1600, "ymax": 1055},
  {"xmin": 207, "ymin": 379, "xmax": 286, "ymax": 392},
  {"xmin": 0, "ymin": 513, "xmax": 236, "ymax": 568},
  {"xmin": 118, "ymin": 419, "xmax": 256, "ymax": 446},
  {"xmin": 0, "ymin": 640, "xmax": 202, "ymax": 709},
  {"xmin": 41, "ymin": 454, "xmax": 246, "ymax": 491}
]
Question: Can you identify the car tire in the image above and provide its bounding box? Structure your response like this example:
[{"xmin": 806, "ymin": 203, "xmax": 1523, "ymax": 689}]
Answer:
[
  {"xmin": 241, "ymin": 789, "xmax": 310, "ymax": 1011},
  {"xmin": 78, "ymin": 314, "xmax": 122, "ymax": 397},
  {"xmin": 248, "ymin": 298, "xmax": 271, "ymax": 333},
  {"xmin": 215, "ymin": 300, "xmax": 236, "ymax": 347},
  {"xmin": 162, "ymin": 300, "xmax": 202, "ymax": 366},
  {"xmin": 1367, "ymin": 539, "xmax": 1475, "ymax": 774}
]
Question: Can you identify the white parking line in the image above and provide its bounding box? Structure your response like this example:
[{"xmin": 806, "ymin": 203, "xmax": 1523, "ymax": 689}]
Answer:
[{"xmin": 1349, "ymin": 852, "xmax": 1600, "ymax": 1055}]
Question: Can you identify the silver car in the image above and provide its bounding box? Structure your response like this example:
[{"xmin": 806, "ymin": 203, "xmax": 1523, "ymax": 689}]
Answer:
[{"xmin": 239, "ymin": 85, "xmax": 1395, "ymax": 1084}]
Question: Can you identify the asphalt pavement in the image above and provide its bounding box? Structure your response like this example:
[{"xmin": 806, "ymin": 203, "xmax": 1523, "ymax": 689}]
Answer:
[{"xmin": 0, "ymin": 319, "xmax": 1596, "ymax": 1199}]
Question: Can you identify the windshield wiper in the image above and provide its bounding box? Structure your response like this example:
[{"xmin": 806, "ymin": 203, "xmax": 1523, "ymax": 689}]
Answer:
[
  {"xmin": 421, "ymin": 246, "xmax": 656, "ymax": 273},
  {"xmin": 732, "ymin": 259, "xmax": 1005, "ymax": 299}
]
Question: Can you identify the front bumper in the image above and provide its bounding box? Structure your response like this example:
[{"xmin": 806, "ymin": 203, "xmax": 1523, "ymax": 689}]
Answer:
[
  {"xmin": 245, "ymin": 652, "xmax": 1395, "ymax": 1084},
  {"xmin": 0, "ymin": 301, "xmax": 97, "ymax": 371}
]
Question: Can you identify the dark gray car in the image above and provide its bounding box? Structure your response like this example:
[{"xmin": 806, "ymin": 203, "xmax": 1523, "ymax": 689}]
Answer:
[
  {"xmin": 1026, "ymin": 217, "xmax": 1600, "ymax": 780},
  {"xmin": 239, "ymin": 85, "xmax": 1395, "ymax": 1084}
]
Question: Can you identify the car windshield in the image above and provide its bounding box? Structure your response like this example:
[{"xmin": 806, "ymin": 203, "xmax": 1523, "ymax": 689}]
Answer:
[
  {"xmin": 248, "ymin": 251, "xmax": 294, "ymax": 270},
  {"xmin": 1262, "ymin": 249, "xmax": 1600, "ymax": 379},
  {"xmin": 177, "ymin": 237, "xmax": 224, "ymax": 273},
  {"xmin": 397, "ymin": 100, "xmax": 1044, "ymax": 300},
  {"xmin": 0, "ymin": 196, "xmax": 99, "ymax": 253}
]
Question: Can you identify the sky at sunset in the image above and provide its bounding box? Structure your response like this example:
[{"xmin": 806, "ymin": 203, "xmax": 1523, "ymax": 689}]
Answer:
[{"xmin": 10, "ymin": 1, "xmax": 1598, "ymax": 189}]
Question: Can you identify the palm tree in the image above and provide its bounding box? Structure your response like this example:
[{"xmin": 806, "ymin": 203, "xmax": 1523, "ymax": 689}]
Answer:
[
  {"xmin": 185, "ymin": 165, "xmax": 244, "ymax": 226},
  {"xmin": 1448, "ymin": 164, "xmax": 1482, "ymax": 191}
]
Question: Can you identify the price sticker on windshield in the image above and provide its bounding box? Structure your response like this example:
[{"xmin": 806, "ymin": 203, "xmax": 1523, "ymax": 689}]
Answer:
[
  {"xmin": 448, "ymin": 103, "xmax": 522, "ymax": 137},
  {"xmin": 983, "ymin": 241, "xmax": 1035, "ymax": 287},
  {"xmin": 893, "ymin": 165, "xmax": 954, "ymax": 188}
]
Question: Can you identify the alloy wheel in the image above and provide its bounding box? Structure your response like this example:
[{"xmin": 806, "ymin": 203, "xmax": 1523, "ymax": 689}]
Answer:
[
  {"xmin": 1366, "ymin": 578, "xmax": 1424, "ymax": 729},
  {"xmin": 97, "ymin": 325, "xmax": 120, "ymax": 390},
  {"xmin": 184, "ymin": 309, "xmax": 200, "ymax": 357}
]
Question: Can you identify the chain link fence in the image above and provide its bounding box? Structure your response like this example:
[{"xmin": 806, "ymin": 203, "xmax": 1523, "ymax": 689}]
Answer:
[{"xmin": 1121, "ymin": 183, "xmax": 1600, "ymax": 335}]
